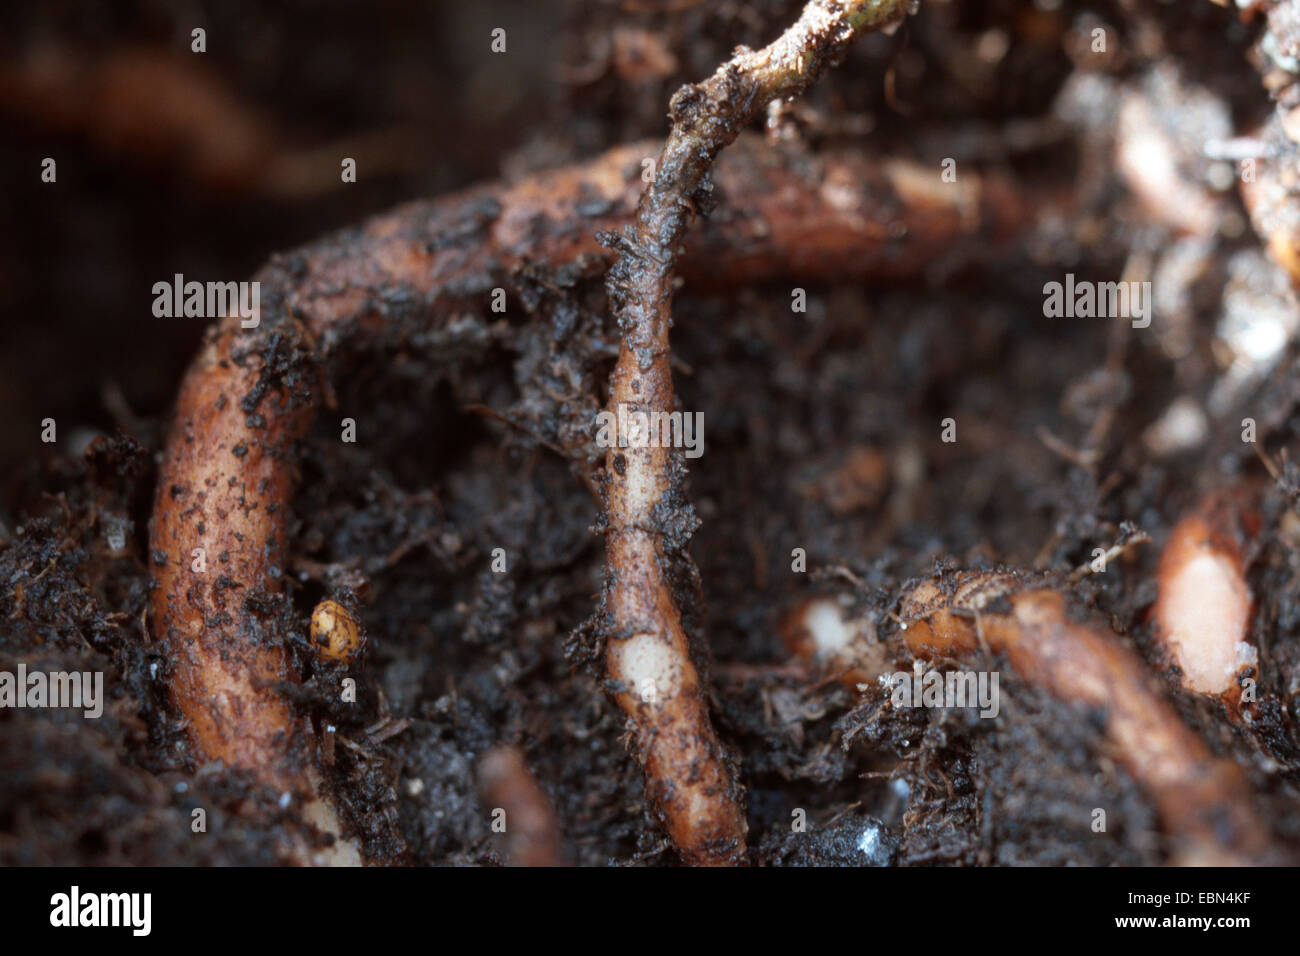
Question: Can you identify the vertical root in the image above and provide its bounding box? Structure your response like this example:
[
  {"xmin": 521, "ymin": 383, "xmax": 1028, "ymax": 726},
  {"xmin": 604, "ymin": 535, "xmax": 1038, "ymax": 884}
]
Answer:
[{"xmin": 599, "ymin": 0, "xmax": 915, "ymax": 865}]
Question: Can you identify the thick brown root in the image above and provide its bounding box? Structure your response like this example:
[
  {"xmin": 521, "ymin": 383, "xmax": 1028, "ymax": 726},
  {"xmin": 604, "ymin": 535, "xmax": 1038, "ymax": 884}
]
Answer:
[{"xmin": 150, "ymin": 78, "xmax": 1045, "ymax": 862}]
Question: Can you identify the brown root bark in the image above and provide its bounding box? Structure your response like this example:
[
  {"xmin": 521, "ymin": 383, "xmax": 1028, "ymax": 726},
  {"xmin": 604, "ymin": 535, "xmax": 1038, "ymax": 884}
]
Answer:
[
  {"xmin": 477, "ymin": 746, "xmax": 565, "ymax": 867},
  {"xmin": 596, "ymin": 0, "xmax": 919, "ymax": 867},
  {"xmin": 900, "ymin": 571, "xmax": 1271, "ymax": 865},
  {"xmin": 149, "ymin": 127, "xmax": 1046, "ymax": 862}
]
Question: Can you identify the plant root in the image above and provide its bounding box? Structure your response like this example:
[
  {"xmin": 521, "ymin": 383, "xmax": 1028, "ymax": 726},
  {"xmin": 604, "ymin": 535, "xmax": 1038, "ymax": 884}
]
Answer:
[
  {"xmin": 900, "ymin": 570, "xmax": 1272, "ymax": 866},
  {"xmin": 477, "ymin": 746, "xmax": 564, "ymax": 867},
  {"xmin": 1153, "ymin": 495, "xmax": 1258, "ymax": 705},
  {"xmin": 148, "ymin": 19, "xmax": 1062, "ymax": 862},
  {"xmin": 596, "ymin": 0, "xmax": 915, "ymax": 866}
]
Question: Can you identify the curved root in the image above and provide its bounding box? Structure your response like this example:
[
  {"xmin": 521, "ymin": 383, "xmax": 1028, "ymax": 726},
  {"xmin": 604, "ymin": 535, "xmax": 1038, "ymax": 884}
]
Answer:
[{"xmin": 148, "ymin": 26, "xmax": 1051, "ymax": 862}]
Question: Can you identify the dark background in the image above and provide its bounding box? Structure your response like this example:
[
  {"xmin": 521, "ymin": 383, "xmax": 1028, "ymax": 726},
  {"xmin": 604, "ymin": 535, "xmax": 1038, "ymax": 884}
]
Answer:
[{"xmin": 0, "ymin": 0, "xmax": 1101, "ymax": 481}]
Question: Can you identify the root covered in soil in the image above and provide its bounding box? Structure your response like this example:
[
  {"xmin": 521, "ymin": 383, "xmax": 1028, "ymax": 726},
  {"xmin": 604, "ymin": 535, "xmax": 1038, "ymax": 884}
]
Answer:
[{"xmin": 6, "ymin": 0, "xmax": 1300, "ymax": 868}]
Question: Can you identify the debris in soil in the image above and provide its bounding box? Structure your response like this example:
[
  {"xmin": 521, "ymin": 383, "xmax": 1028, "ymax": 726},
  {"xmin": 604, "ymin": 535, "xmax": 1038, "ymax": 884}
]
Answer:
[{"xmin": 6, "ymin": 0, "xmax": 1300, "ymax": 867}]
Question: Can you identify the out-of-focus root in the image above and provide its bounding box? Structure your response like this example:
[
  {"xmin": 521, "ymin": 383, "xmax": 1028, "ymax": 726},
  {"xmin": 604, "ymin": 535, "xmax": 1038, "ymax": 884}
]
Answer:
[
  {"xmin": 477, "ymin": 746, "xmax": 564, "ymax": 867},
  {"xmin": 900, "ymin": 571, "xmax": 1271, "ymax": 865},
  {"xmin": 1153, "ymin": 496, "xmax": 1258, "ymax": 706}
]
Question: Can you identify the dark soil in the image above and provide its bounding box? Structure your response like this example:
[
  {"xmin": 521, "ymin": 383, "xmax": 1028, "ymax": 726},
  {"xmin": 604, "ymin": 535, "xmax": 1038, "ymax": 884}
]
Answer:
[{"xmin": 4, "ymin": 0, "xmax": 1300, "ymax": 865}]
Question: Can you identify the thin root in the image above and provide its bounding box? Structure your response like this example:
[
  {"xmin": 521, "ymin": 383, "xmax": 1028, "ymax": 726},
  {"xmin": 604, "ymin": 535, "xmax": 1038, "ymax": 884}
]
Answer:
[{"xmin": 900, "ymin": 570, "xmax": 1271, "ymax": 865}]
